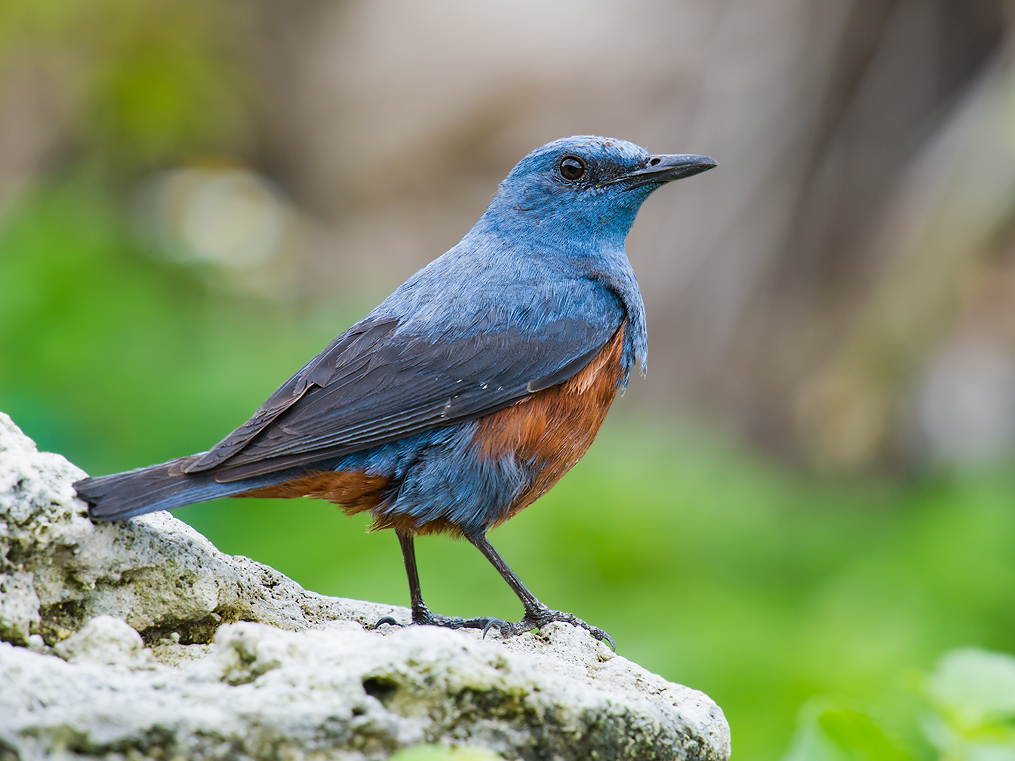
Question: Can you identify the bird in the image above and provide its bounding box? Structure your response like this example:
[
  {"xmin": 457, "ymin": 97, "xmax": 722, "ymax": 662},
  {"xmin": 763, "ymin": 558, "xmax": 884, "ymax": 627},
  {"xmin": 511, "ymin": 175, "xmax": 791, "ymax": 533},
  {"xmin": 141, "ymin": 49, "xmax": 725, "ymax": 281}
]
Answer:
[{"xmin": 75, "ymin": 136, "xmax": 716, "ymax": 647}]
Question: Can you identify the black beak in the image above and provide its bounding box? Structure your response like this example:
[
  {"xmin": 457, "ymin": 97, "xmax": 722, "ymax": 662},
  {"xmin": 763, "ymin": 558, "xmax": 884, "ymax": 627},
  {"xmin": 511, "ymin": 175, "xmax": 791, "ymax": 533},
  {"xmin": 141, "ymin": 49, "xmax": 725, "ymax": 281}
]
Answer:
[{"xmin": 607, "ymin": 153, "xmax": 718, "ymax": 190}]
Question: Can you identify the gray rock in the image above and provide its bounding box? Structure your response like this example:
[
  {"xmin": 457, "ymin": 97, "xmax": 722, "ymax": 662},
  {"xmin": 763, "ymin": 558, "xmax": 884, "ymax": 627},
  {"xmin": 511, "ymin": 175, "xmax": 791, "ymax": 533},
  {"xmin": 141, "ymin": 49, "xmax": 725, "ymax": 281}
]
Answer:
[
  {"xmin": 52, "ymin": 615, "xmax": 154, "ymax": 668},
  {"xmin": 0, "ymin": 412, "xmax": 731, "ymax": 760}
]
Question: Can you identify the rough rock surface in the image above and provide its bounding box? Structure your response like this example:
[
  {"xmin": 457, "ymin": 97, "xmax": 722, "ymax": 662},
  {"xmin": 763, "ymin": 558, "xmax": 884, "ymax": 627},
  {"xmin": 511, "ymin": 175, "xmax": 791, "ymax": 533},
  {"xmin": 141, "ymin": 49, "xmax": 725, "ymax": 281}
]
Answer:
[{"xmin": 0, "ymin": 412, "xmax": 731, "ymax": 760}]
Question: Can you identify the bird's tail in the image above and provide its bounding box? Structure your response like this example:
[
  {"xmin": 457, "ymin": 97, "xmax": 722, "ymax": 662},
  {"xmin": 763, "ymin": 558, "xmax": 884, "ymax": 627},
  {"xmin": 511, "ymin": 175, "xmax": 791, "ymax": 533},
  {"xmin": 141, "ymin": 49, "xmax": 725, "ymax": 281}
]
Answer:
[{"xmin": 74, "ymin": 454, "xmax": 284, "ymax": 521}]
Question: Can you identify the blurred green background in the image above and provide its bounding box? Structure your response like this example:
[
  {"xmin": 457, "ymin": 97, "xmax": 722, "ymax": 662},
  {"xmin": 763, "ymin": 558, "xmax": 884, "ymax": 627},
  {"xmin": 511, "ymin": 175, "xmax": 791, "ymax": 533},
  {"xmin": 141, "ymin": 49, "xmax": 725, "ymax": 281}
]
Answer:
[{"xmin": 4, "ymin": 1, "xmax": 1015, "ymax": 759}]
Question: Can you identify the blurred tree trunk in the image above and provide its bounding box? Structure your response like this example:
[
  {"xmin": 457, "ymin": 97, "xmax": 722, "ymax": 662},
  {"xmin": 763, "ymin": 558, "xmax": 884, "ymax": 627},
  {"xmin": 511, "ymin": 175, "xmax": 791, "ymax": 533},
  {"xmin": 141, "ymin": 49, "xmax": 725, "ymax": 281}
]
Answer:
[{"xmin": 642, "ymin": 0, "xmax": 1012, "ymax": 468}]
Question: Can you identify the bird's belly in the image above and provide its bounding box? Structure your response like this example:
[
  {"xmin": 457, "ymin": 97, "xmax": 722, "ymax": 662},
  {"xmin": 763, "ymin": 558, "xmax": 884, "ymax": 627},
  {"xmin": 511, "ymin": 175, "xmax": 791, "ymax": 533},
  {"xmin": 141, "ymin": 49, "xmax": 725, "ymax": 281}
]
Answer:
[{"xmin": 471, "ymin": 321, "xmax": 626, "ymax": 528}]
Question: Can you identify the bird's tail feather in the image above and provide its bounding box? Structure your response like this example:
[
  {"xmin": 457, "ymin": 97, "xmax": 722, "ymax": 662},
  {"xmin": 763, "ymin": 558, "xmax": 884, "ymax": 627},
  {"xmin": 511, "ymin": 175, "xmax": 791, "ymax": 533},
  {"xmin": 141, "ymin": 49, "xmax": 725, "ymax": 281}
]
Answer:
[{"xmin": 74, "ymin": 454, "xmax": 288, "ymax": 521}]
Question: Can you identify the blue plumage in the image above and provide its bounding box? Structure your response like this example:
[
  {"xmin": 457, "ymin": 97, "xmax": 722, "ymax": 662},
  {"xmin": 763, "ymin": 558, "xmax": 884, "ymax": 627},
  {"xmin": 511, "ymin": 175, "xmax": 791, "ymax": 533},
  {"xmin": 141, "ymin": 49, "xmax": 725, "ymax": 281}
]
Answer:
[{"xmin": 74, "ymin": 136, "xmax": 716, "ymax": 644}]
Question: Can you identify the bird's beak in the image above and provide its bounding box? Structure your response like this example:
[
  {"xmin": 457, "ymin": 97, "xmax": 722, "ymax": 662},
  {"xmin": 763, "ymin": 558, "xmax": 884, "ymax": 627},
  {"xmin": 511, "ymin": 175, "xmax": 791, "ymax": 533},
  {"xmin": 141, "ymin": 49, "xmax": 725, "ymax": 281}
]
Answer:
[{"xmin": 607, "ymin": 154, "xmax": 718, "ymax": 190}]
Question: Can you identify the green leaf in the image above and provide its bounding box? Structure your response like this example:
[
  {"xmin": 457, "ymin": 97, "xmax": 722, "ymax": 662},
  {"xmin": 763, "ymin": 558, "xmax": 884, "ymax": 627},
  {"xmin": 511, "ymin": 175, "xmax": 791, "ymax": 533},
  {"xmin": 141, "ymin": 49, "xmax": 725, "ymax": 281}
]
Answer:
[
  {"xmin": 928, "ymin": 649, "xmax": 1015, "ymax": 727},
  {"xmin": 782, "ymin": 698, "xmax": 912, "ymax": 761}
]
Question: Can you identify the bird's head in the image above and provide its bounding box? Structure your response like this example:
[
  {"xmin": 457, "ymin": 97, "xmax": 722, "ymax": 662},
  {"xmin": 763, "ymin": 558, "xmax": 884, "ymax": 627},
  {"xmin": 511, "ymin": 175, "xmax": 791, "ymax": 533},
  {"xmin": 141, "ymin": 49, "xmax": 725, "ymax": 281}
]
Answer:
[{"xmin": 477, "ymin": 135, "xmax": 716, "ymax": 252}]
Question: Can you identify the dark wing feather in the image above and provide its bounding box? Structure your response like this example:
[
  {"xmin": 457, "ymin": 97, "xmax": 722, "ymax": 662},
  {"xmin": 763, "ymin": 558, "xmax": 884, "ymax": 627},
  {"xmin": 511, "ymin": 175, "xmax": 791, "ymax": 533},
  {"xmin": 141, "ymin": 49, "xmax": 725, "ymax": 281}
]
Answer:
[
  {"xmin": 188, "ymin": 314, "xmax": 622, "ymax": 483},
  {"xmin": 185, "ymin": 320, "xmax": 400, "ymax": 473}
]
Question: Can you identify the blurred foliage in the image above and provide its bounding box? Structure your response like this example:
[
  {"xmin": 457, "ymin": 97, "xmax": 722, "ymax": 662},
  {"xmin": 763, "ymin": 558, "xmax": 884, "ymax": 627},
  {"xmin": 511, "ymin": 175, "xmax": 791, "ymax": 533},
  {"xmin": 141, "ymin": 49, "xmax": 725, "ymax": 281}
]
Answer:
[
  {"xmin": 0, "ymin": 0, "xmax": 249, "ymax": 168},
  {"xmin": 784, "ymin": 649, "xmax": 1015, "ymax": 761},
  {"xmin": 4, "ymin": 181, "xmax": 1015, "ymax": 761},
  {"xmin": 0, "ymin": 178, "xmax": 360, "ymax": 466}
]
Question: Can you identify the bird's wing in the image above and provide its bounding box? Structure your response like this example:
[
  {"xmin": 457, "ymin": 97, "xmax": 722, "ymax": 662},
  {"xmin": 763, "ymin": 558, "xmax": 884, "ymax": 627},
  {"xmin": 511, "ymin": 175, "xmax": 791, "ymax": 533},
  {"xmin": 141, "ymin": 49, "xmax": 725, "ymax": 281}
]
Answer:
[{"xmin": 185, "ymin": 310, "xmax": 622, "ymax": 482}]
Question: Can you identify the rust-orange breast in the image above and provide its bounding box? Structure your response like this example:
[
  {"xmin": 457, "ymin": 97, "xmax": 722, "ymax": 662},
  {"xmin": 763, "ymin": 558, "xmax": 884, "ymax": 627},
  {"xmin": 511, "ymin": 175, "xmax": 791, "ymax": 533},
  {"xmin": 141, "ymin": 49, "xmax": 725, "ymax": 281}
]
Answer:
[{"xmin": 471, "ymin": 320, "xmax": 626, "ymax": 528}]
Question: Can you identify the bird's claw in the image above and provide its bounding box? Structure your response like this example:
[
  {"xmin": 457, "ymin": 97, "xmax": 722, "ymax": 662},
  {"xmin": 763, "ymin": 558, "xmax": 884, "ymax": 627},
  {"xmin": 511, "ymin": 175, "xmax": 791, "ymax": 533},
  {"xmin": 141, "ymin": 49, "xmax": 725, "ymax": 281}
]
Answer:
[
  {"xmin": 481, "ymin": 617, "xmax": 510, "ymax": 639},
  {"xmin": 369, "ymin": 615, "xmax": 403, "ymax": 630},
  {"xmin": 515, "ymin": 608, "xmax": 616, "ymax": 650}
]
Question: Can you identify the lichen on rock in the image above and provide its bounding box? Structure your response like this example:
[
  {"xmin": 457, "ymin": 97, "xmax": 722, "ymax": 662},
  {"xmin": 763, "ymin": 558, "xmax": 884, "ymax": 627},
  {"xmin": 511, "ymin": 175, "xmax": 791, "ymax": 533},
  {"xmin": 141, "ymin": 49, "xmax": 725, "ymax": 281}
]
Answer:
[{"xmin": 0, "ymin": 411, "xmax": 731, "ymax": 760}]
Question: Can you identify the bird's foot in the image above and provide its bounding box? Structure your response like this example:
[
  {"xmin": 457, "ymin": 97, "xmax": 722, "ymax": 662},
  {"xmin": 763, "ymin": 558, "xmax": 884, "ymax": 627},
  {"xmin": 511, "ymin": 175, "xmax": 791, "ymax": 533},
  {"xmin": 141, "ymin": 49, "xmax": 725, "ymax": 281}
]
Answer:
[
  {"xmin": 371, "ymin": 606, "xmax": 614, "ymax": 650},
  {"xmin": 484, "ymin": 607, "xmax": 615, "ymax": 650},
  {"xmin": 369, "ymin": 607, "xmax": 499, "ymax": 632}
]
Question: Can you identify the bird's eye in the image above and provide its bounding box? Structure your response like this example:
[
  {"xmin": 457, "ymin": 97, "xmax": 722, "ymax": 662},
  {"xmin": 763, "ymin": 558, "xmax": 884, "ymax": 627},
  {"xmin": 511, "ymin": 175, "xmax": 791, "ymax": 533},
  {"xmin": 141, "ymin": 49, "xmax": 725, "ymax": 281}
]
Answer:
[{"xmin": 558, "ymin": 156, "xmax": 587, "ymax": 182}]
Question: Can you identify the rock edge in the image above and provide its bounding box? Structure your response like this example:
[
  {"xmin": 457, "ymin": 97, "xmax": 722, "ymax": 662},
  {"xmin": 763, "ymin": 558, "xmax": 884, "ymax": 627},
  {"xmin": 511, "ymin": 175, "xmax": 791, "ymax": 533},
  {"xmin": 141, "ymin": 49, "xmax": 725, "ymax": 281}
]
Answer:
[{"xmin": 0, "ymin": 412, "xmax": 731, "ymax": 761}]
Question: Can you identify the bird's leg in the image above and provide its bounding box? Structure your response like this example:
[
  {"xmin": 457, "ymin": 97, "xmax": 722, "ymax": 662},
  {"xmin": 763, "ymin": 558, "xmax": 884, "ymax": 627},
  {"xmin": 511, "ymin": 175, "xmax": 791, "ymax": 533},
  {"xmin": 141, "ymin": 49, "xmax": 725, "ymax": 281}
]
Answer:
[
  {"xmin": 467, "ymin": 532, "xmax": 615, "ymax": 649},
  {"xmin": 398, "ymin": 529, "xmax": 430, "ymax": 624},
  {"xmin": 371, "ymin": 529, "xmax": 498, "ymax": 632}
]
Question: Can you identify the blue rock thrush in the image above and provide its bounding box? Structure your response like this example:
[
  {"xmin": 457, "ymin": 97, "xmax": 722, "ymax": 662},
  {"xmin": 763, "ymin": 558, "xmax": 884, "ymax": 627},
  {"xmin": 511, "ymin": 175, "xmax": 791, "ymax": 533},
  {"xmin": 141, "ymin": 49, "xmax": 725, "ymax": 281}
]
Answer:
[{"xmin": 75, "ymin": 136, "xmax": 716, "ymax": 646}]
